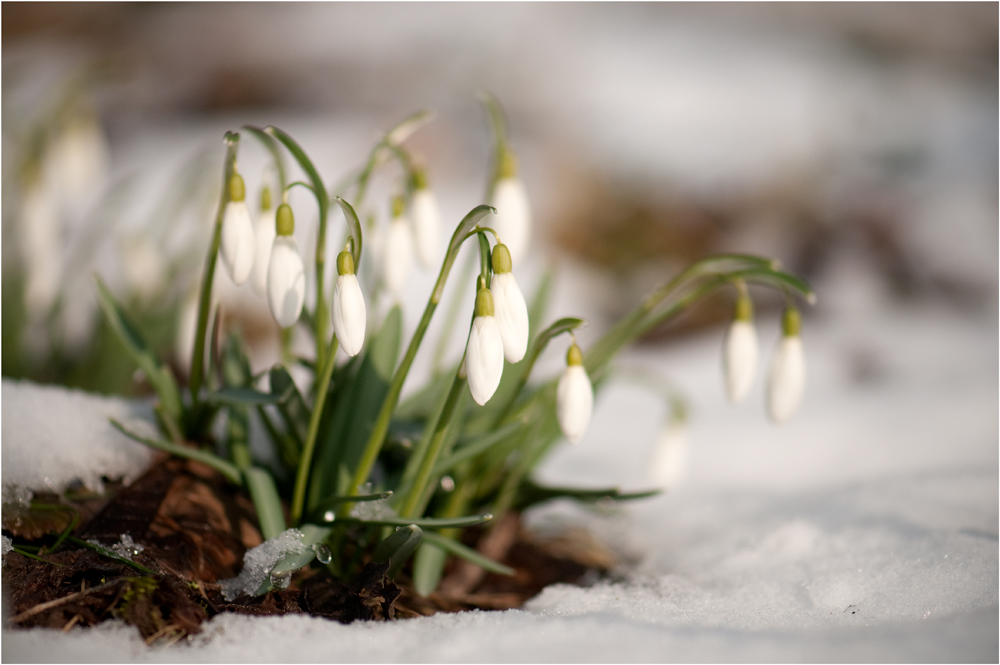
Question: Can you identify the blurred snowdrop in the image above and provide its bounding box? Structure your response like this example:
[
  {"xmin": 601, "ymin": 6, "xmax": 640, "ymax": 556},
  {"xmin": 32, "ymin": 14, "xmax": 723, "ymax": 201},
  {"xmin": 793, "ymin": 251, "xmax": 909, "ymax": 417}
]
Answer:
[
  {"xmin": 220, "ymin": 172, "xmax": 255, "ymax": 286},
  {"xmin": 723, "ymin": 291, "xmax": 758, "ymax": 403},
  {"xmin": 382, "ymin": 196, "xmax": 413, "ymax": 295},
  {"xmin": 252, "ymin": 186, "xmax": 277, "ymax": 296},
  {"xmin": 466, "ymin": 279, "xmax": 504, "ymax": 405},
  {"xmin": 647, "ymin": 415, "xmax": 690, "ymax": 488},
  {"xmin": 489, "ymin": 242, "xmax": 529, "ymax": 363},
  {"xmin": 557, "ymin": 342, "xmax": 593, "ymax": 444},
  {"xmin": 767, "ymin": 306, "xmax": 806, "ymax": 423},
  {"xmin": 332, "ymin": 249, "xmax": 366, "ymax": 357},
  {"xmin": 20, "ymin": 183, "xmax": 62, "ymax": 321},
  {"xmin": 410, "ymin": 171, "xmax": 441, "ymax": 269},
  {"xmin": 121, "ymin": 235, "xmax": 167, "ymax": 301},
  {"xmin": 490, "ymin": 151, "xmax": 531, "ymax": 264},
  {"xmin": 267, "ymin": 203, "xmax": 305, "ymax": 328},
  {"xmin": 47, "ymin": 112, "xmax": 110, "ymax": 216}
]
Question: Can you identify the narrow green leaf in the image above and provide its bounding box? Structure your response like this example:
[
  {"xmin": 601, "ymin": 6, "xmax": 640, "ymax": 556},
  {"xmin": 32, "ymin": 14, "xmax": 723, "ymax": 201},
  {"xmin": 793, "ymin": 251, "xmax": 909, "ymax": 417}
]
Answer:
[
  {"xmin": 244, "ymin": 467, "xmax": 286, "ymax": 540},
  {"xmin": 433, "ymin": 419, "xmax": 525, "ymax": 476},
  {"xmin": 421, "ymin": 530, "xmax": 515, "ymax": 576},
  {"xmin": 371, "ymin": 524, "xmax": 422, "ymax": 577},
  {"xmin": 109, "ymin": 419, "xmax": 243, "ymax": 486},
  {"xmin": 67, "ymin": 537, "xmax": 158, "ymax": 575},
  {"xmin": 515, "ymin": 480, "xmax": 661, "ymax": 510},
  {"xmin": 433, "ymin": 205, "xmax": 497, "ymax": 303},
  {"xmin": 308, "ymin": 491, "xmax": 392, "ymax": 522},
  {"xmin": 335, "ymin": 514, "xmax": 493, "ymax": 529},
  {"xmin": 269, "ymin": 366, "xmax": 309, "ymax": 446},
  {"xmin": 11, "ymin": 546, "xmax": 67, "ymax": 567},
  {"xmin": 206, "ymin": 387, "xmax": 285, "ymax": 406},
  {"xmin": 412, "ymin": 541, "xmax": 448, "ymax": 596},
  {"xmin": 254, "ymin": 524, "xmax": 331, "ymax": 595},
  {"xmin": 265, "ymin": 126, "xmax": 327, "ymax": 220},
  {"xmin": 332, "ymin": 196, "xmax": 363, "ymax": 270}
]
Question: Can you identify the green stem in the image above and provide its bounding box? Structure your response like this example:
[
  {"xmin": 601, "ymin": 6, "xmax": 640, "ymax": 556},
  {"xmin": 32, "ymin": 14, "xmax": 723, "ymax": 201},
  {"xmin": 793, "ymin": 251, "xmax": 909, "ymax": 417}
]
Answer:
[
  {"xmin": 400, "ymin": 367, "xmax": 468, "ymax": 519},
  {"xmin": 290, "ymin": 336, "xmax": 339, "ymax": 526},
  {"xmin": 340, "ymin": 205, "xmax": 495, "ymax": 515},
  {"xmin": 189, "ymin": 132, "xmax": 240, "ymax": 420}
]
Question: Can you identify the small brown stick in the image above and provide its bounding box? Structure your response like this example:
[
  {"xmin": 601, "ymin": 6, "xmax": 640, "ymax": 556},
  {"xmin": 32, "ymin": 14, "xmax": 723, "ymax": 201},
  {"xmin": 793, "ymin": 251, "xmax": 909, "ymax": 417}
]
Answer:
[
  {"xmin": 10, "ymin": 579, "xmax": 124, "ymax": 624},
  {"xmin": 61, "ymin": 614, "xmax": 83, "ymax": 633}
]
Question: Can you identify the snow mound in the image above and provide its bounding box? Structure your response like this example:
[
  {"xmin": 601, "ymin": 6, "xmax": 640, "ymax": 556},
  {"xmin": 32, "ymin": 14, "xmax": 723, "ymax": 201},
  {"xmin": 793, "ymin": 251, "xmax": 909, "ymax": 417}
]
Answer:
[
  {"xmin": 219, "ymin": 529, "xmax": 308, "ymax": 602},
  {"xmin": 1, "ymin": 379, "xmax": 156, "ymax": 505}
]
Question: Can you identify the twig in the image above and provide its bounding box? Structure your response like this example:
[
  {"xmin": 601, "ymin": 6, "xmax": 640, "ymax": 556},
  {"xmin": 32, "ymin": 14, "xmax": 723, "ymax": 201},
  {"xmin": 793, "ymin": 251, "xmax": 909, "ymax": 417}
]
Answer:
[{"xmin": 10, "ymin": 579, "xmax": 124, "ymax": 623}]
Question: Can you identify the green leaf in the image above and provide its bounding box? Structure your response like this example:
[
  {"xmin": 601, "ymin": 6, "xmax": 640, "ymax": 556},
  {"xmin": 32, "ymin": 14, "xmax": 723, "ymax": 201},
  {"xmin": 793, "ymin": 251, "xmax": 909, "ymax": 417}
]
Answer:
[
  {"xmin": 332, "ymin": 196, "xmax": 363, "ymax": 270},
  {"xmin": 372, "ymin": 524, "xmax": 423, "ymax": 577},
  {"xmin": 67, "ymin": 536, "xmax": 158, "ymax": 576},
  {"xmin": 110, "ymin": 419, "xmax": 243, "ymax": 486},
  {"xmin": 264, "ymin": 126, "xmax": 327, "ymax": 221},
  {"xmin": 244, "ymin": 467, "xmax": 286, "ymax": 540},
  {"xmin": 94, "ymin": 276, "xmax": 182, "ymax": 426},
  {"xmin": 335, "ymin": 514, "xmax": 493, "ymax": 529},
  {"xmin": 412, "ymin": 541, "xmax": 448, "ymax": 597},
  {"xmin": 206, "ymin": 387, "xmax": 285, "ymax": 406},
  {"xmin": 421, "ymin": 530, "xmax": 514, "ymax": 576},
  {"xmin": 269, "ymin": 366, "xmax": 309, "ymax": 446},
  {"xmin": 254, "ymin": 524, "xmax": 331, "ymax": 596},
  {"xmin": 515, "ymin": 480, "xmax": 661, "ymax": 510},
  {"xmin": 384, "ymin": 109, "xmax": 433, "ymax": 145},
  {"xmin": 433, "ymin": 205, "xmax": 497, "ymax": 304},
  {"xmin": 432, "ymin": 419, "xmax": 524, "ymax": 476},
  {"xmin": 307, "ymin": 491, "xmax": 392, "ymax": 522}
]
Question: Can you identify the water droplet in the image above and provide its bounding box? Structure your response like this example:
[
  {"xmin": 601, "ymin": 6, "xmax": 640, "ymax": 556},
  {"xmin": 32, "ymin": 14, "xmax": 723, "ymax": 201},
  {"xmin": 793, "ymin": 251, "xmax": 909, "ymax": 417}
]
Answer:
[
  {"xmin": 312, "ymin": 544, "xmax": 332, "ymax": 564},
  {"xmin": 269, "ymin": 569, "xmax": 292, "ymax": 589},
  {"xmin": 323, "ymin": 511, "xmax": 335, "ymax": 522},
  {"xmin": 440, "ymin": 476, "xmax": 455, "ymax": 492}
]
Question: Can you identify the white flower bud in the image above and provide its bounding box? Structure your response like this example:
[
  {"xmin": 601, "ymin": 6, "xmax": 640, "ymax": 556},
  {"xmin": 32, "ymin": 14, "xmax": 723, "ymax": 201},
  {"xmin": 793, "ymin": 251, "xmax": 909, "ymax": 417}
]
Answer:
[
  {"xmin": 723, "ymin": 320, "xmax": 758, "ymax": 403},
  {"xmin": 267, "ymin": 236, "xmax": 305, "ymax": 328},
  {"xmin": 766, "ymin": 307, "xmax": 805, "ymax": 423},
  {"xmin": 221, "ymin": 174, "xmax": 255, "ymax": 286},
  {"xmin": 557, "ymin": 344, "xmax": 593, "ymax": 444},
  {"xmin": 489, "ymin": 256, "xmax": 529, "ymax": 363},
  {"xmin": 647, "ymin": 417, "xmax": 690, "ymax": 488},
  {"xmin": 383, "ymin": 214, "xmax": 413, "ymax": 295},
  {"xmin": 411, "ymin": 187, "xmax": 441, "ymax": 269},
  {"xmin": 252, "ymin": 207, "xmax": 276, "ymax": 296},
  {"xmin": 466, "ymin": 286, "xmax": 504, "ymax": 405},
  {"xmin": 333, "ymin": 251, "xmax": 366, "ymax": 357},
  {"xmin": 490, "ymin": 177, "xmax": 531, "ymax": 265}
]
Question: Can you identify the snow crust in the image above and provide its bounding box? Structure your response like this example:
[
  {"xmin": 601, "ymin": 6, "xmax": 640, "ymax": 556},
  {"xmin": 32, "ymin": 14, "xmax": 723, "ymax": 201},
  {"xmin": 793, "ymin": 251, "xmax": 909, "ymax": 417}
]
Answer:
[
  {"xmin": 1, "ymin": 380, "xmax": 156, "ymax": 504},
  {"xmin": 219, "ymin": 529, "xmax": 307, "ymax": 602}
]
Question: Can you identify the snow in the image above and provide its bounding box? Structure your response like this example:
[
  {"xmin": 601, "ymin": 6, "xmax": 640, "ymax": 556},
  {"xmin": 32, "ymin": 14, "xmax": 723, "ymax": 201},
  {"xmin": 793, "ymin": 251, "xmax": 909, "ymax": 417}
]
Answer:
[
  {"xmin": 219, "ymin": 529, "xmax": 308, "ymax": 602},
  {"xmin": 1, "ymin": 380, "xmax": 157, "ymax": 505}
]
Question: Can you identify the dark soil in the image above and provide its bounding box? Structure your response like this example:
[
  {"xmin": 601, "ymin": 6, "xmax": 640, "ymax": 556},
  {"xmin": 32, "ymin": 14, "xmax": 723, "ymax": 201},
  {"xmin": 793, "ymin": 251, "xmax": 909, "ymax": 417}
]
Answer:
[{"xmin": 2, "ymin": 456, "xmax": 614, "ymax": 643}]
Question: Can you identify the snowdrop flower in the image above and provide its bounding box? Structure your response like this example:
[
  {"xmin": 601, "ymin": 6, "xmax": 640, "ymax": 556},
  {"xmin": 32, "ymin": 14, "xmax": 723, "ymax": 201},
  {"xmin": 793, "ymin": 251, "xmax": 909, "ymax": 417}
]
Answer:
[
  {"xmin": 557, "ymin": 342, "xmax": 593, "ymax": 444},
  {"xmin": 466, "ymin": 279, "xmax": 504, "ymax": 405},
  {"xmin": 489, "ymin": 242, "xmax": 529, "ymax": 363},
  {"xmin": 220, "ymin": 172, "xmax": 256, "ymax": 286},
  {"xmin": 252, "ymin": 186, "xmax": 277, "ymax": 295},
  {"xmin": 47, "ymin": 112, "xmax": 109, "ymax": 215},
  {"xmin": 766, "ymin": 306, "xmax": 806, "ymax": 423},
  {"xmin": 410, "ymin": 171, "xmax": 442, "ymax": 269},
  {"xmin": 490, "ymin": 151, "xmax": 531, "ymax": 264},
  {"xmin": 723, "ymin": 293, "xmax": 758, "ymax": 403},
  {"xmin": 332, "ymin": 249, "xmax": 366, "ymax": 357},
  {"xmin": 267, "ymin": 203, "xmax": 305, "ymax": 328},
  {"xmin": 648, "ymin": 415, "xmax": 690, "ymax": 488},
  {"xmin": 383, "ymin": 196, "xmax": 413, "ymax": 295}
]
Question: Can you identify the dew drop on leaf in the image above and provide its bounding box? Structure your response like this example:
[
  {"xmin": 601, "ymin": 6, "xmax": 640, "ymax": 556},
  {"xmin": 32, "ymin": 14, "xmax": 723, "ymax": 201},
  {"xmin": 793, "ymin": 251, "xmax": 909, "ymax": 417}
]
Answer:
[{"xmin": 312, "ymin": 544, "xmax": 332, "ymax": 564}]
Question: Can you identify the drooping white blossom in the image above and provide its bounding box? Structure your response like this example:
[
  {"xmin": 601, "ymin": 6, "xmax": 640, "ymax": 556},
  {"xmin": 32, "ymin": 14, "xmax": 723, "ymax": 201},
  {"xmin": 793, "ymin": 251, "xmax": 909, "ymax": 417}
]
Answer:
[
  {"xmin": 252, "ymin": 189, "xmax": 276, "ymax": 296},
  {"xmin": 383, "ymin": 212, "xmax": 413, "ymax": 296},
  {"xmin": 220, "ymin": 173, "xmax": 255, "ymax": 286},
  {"xmin": 466, "ymin": 285, "xmax": 504, "ymax": 405},
  {"xmin": 557, "ymin": 343, "xmax": 593, "ymax": 444},
  {"xmin": 647, "ymin": 416, "xmax": 690, "ymax": 488},
  {"xmin": 490, "ymin": 177, "xmax": 531, "ymax": 265},
  {"xmin": 489, "ymin": 243, "xmax": 529, "ymax": 363},
  {"xmin": 267, "ymin": 204, "xmax": 305, "ymax": 328},
  {"xmin": 411, "ymin": 186, "xmax": 441, "ymax": 270},
  {"xmin": 723, "ymin": 319, "xmax": 758, "ymax": 403},
  {"xmin": 332, "ymin": 250, "xmax": 366, "ymax": 357},
  {"xmin": 766, "ymin": 307, "xmax": 806, "ymax": 423}
]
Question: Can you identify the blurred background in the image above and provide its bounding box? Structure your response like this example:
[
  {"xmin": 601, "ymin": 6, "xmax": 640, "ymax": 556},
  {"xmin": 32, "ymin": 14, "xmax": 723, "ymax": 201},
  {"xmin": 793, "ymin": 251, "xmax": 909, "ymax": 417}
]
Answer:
[{"xmin": 2, "ymin": 2, "xmax": 996, "ymax": 403}]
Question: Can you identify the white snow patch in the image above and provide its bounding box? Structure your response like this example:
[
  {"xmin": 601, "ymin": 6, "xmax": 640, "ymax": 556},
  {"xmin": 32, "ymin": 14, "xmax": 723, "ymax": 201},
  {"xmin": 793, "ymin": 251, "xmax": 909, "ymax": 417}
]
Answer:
[
  {"xmin": 219, "ymin": 529, "xmax": 308, "ymax": 602},
  {"xmin": 1, "ymin": 535, "xmax": 12, "ymax": 567},
  {"xmin": 1, "ymin": 380, "xmax": 157, "ymax": 504}
]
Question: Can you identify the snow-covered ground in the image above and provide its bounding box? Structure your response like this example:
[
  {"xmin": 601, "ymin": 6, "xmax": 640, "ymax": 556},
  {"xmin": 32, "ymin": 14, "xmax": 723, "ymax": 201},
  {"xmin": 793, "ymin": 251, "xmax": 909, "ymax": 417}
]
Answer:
[{"xmin": 3, "ymin": 3, "xmax": 996, "ymax": 662}]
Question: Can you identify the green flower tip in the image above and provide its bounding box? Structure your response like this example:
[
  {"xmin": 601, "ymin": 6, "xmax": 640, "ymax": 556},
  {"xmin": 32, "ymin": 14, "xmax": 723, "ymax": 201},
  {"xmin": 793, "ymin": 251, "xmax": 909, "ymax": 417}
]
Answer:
[
  {"xmin": 260, "ymin": 186, "xmax": 272, "ymax": 211},
  {"xmin": 491, "ymin": 243, "xmax": 512, "ymax": 274},
  {"xmin": 229, "ymin": 173, "xmax": 246, "ymax": 202},
  {"xmin": 276, "ymin": 203, "xmax": 295, "ymax": 236},
  {"xmin": 337, "ymin": 249, "xmax": 355, "ymax": 276},
  {"xmin": 566, "ymin": 343, "xmax": 583, "ymax": 366},
  {"xmin": 782, "ymin": 306, "xmax": 801, "ymax": 337},
  {"xmin": 734, "ymin": 294, "xmax": 753, "ymax": 322},
  {"xmin": 411, "ymin": 168, "xmax": 428, "ymax": 191},
  {"xmin": 392, "ymin": 194, "xmax": 406, "ymax": 218},
  {"xmin": 475, "ymin": 284, "xmax": 495, "ymax": 317},
  {"xmin": 498, "ymin": 149, "xmax": 518, "ymax": 180}
]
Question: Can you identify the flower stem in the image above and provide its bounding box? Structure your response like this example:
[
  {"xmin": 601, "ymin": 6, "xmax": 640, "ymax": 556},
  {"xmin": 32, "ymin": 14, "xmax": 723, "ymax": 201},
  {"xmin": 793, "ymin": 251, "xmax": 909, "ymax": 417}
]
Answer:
[{"xmin": 290, "ymin": 335, "xmax": 340, "ymax": 526}]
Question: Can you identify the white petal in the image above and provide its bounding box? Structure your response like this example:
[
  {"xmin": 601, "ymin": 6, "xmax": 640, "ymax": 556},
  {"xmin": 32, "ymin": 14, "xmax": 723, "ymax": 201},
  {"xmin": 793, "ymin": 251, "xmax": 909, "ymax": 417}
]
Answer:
[
  {"xmin": 466, "ymin": 316, "xmax": 504, "ymax": 405},
  {"xmin": 647, "ymin": 419, "xmax": 690, "ymax": 488},
  {"xmin": 221, "ymin": 201, "xmax": 256, "ymax": 285},
  {"xmin": 411, "ymin": 189, "xmax": 441, "ymax": 269},
  {"xmin": 490, "ymin": 272, "xmax": 529, "ymax": 363},
  {"xmin": 557, "ymin": 365, "xmax": 593, "ymax": 443},
  {"xmin": 766, "ymin": 336, "xmax": 806, "ymax": 423},
  {"xmin": 490, "ymin": 178, "xmax": 531, "ymax": 264},
  {"xmin": 333, "ymin": 274, "xmax": 367, "ymax": 357},
  {"xmin": 383, "ymin": 216, "xmax": 413, "ymax": 295},
  {"xmin": 252, "ymin": 208, "xmax": 276, "ymax": 295},
  {"xmin": 267, "ymin": 236, "xmax": 305, "ymax": 328},
  {"xmin": 723, "ymin": 320, "xmax": 759, "ymax": 403}
]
